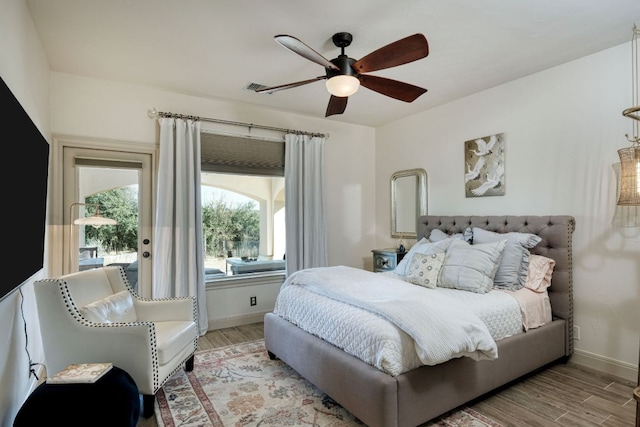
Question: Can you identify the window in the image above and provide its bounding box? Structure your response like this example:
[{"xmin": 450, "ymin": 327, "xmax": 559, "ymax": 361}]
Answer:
[{"xmin": 200, "ymin": 132, "xmax": 285, "ymax": 280}]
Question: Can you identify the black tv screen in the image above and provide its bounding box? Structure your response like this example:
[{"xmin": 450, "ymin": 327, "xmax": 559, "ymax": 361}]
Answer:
[{"xmin": 1, "ymin": 77, "xmax": 49, "ymax": 302}]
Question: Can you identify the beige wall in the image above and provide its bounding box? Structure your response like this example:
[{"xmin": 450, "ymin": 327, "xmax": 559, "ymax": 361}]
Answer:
[{"xmin": 375, "ymin": 42, "xmax": 640, "ymax": 380}]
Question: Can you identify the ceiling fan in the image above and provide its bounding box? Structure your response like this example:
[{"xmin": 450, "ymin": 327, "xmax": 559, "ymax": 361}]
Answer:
[{"xmin": 255, "ymin": 32, "xmax": 429, "ymax": 117}]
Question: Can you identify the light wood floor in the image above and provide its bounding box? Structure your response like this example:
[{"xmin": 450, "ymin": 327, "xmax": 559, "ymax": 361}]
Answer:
[{"xmin": 138, "ymin": 322, "xmax": 638, "ymax": 427}]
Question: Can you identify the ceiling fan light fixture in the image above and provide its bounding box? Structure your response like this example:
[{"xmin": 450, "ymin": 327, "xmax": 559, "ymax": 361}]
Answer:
[
  {"xmin": 326, "ymin": 75, "xmax": 360, "ymax": 97},
  {"xmin": 261, "ymin": 32, "xmax": 429, "ymax": 115}
]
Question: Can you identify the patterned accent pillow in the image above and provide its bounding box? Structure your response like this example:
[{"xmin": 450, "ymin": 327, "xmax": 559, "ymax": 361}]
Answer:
[
  {"xmin": 405, "ymin": 252, "xmax": 445, "ymax": 288},
  {"xmin": 394, "ymin": 238, "xmax": 452, "ymax": 276}
]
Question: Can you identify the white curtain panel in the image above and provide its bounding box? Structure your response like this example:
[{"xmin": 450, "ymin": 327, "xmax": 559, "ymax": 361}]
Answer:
[
  {"xmin": 284, "ymin": 134, "xmax": 328, "ymax": 274},
  {"xmin": 154, "ymin": 118, "xmax": 208, "ymax": 335}
]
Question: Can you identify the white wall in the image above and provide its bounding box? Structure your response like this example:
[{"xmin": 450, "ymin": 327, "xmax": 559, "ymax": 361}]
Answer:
[
  {"xmin": 50, "ymin": 44, "xmax": 639, "ymax": 381},
  {"xmin": 0, "ymin": 0, "xmax": 51, "ymax": 425},
  {"xmin": 2, "ymin": 4, "xmax": 638, "ymax": 426},
  {"xmin": 48, "ymin": 72, "xmax": 377, "ymax": 270},
  {"xmin": 376, "ymin": 43, "xmax": 640, "ymax": 380},
  {"xmin": 47, "ymin": 73, "xmax": 378, "ymax": 328}
]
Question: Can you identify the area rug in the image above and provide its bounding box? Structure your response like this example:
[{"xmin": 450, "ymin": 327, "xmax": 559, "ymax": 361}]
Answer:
[{"xmin": 155, "ymin": 339, "xmax": 502, "ymax": 427}]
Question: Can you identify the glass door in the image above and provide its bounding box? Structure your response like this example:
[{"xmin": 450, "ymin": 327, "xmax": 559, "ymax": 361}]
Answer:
[{"xmin": 63, "ymin": 147, "xmax": 153, "ymax": 297}]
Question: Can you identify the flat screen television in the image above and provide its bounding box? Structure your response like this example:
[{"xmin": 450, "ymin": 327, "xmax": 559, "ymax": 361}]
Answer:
[{"xmin": 1, "ymin": 77, "xmax": 50, "ymax": 302}]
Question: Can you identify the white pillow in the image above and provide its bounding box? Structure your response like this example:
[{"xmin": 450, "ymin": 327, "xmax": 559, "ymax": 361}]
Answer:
[
  {"xmin": 80, "ymin": 291, "xmax": 137, "ymax": 323},
  {"xmin": 471, "ymin": 227, "xmax": 542, "ymax": 290},
  {"xmin": 405, "ymin": 252, "xmax": 445, "ymax": 289},
  {"xmin": 438, "ymin": 239, "xmax": 506, "ymax": 294},
  {"xmin": 394, "ymin": 238, "xmax": 452, "ymax": 276}
]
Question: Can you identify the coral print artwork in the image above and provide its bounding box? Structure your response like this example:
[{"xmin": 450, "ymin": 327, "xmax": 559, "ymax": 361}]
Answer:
[{"xmin": 464, "ymin": 133, "xmax": 505, "ymax": 197}]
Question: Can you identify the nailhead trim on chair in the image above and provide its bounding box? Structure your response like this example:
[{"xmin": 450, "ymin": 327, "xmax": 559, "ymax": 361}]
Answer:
[
  {"xmin": 108, "ymin": 265, "xmax": 199, "ymax": 392},
  {"xmin": 110, "ymin": 266, "xmax": 198, "ymax": 310},
  {"xmin": 44, "ymin": 277, "xmax": 161, "ymax": 392},
  {"xmin": 42, "ymin": 267, "xmax": 199, "ymax": 395},
  {"xmin": 116, "ymin": 266, "xmax": 139, "ymax": 296}
]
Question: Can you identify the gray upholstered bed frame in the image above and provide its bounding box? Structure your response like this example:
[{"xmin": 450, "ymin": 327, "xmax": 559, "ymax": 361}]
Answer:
[{"xmin": 264, "ymin": 215, "xmax": 575, "ymax": 427}]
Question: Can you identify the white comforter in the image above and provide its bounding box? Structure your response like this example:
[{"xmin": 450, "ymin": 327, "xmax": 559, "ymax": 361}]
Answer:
[{"xmin": 276, "ymin": 266, "xmax": 499, "ymax": 367}]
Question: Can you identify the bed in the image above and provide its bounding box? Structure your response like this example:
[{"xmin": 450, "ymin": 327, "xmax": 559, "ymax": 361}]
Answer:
[{"xmin": 264, "ymin": 215, "xmax": 575, "ymax": 427}]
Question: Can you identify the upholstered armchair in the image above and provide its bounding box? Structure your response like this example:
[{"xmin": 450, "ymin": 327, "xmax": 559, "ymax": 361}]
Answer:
[{"xmin": 34, "ymin": 266, "xmax": 198, "ymax": 418}]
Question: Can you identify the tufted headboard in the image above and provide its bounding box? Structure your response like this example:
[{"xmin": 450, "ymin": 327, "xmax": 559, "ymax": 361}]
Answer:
[{"xmin": 417, "ymin": 215, "xmax": 576, "ymax": 355}]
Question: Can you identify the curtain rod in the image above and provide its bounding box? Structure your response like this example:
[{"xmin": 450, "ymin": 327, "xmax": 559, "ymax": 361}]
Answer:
[{"xmin": 147, "ymin": 108, "xmax": 328, "ymax": 139}]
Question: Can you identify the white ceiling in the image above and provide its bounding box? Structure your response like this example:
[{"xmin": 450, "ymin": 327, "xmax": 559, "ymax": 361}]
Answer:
[{"xmin": 25, "ymin": 0, "xmax": 640, "ymax": 128}]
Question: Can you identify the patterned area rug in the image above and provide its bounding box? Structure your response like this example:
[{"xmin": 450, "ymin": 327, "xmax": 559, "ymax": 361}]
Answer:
[{"xmin": 155, "ymin": 340, "xmax": 502, "ymax": 427}]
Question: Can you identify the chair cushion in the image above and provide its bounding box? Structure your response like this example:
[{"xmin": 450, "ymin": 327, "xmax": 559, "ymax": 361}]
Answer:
[
  {"xmin": 63, "ymin": 268, "xmax": 119, "ymax": 308},
  {"xmin": 154, "ymin": 321, "xmax": 198, "ymax": 365},
  {"xmin": 79, "ymin": 291, "xmax": 137, "ymax": 323}
]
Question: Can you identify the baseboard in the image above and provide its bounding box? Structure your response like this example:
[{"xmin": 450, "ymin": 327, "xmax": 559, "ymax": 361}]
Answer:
[
  {"xmin": 208, "ymin": 312, "xmax": 267, "ymax": 330},
  {"xmin": 570, "ymin": 348, "xmax": 638, "ymax": 382}
]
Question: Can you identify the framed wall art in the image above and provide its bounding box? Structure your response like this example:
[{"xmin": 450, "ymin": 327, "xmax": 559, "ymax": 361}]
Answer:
[{"xmin": 464, "ymin": 133, "xmax": 505, "ymax": 197}]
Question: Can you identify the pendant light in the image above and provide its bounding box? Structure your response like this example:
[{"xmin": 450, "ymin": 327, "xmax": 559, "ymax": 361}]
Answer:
[{"xmin": 619, "ymin": 24, "xmax": 640, "ymax": 207}]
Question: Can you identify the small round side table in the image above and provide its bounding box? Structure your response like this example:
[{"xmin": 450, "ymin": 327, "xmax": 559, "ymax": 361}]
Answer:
[{"xmin": 14, "ymin": 366, "xmax": 140, "ymax": 427}]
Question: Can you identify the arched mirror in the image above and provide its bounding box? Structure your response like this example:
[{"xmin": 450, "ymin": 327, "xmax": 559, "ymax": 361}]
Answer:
[{"xmin": 391, "ymin": 168, "xmax": 427, "ymax": 238}]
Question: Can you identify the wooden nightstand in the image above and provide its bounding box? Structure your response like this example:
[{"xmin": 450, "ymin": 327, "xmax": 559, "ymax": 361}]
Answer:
[{"xmin": 372, "ymin": 248, "xmax": 406, "ymax": 273}]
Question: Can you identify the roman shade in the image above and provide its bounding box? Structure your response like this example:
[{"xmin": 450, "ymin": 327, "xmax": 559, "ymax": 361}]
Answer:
[{"xmin": 200, "ymin": 132, "xmax": 284, "ymax": 176}]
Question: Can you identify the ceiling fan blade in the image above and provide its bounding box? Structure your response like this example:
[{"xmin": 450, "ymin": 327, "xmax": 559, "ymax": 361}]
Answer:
[
  {"xmin": 275, "ymin": 35, "xmax": 339, "ymax": 70},
  {"xmin": 254, "ymin": 76, "xmax": 326, "ymax": 94},
  {"xmin": 352, "ymin": 33, "xmax": 429, "ymax": 74},
  {"xmin": 359, "ymin": 74, "xmax": 427, "ymax": 102},
  {"xmin": 325, "ymin": 95, "xmax": 348, "ymax": 117}
]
